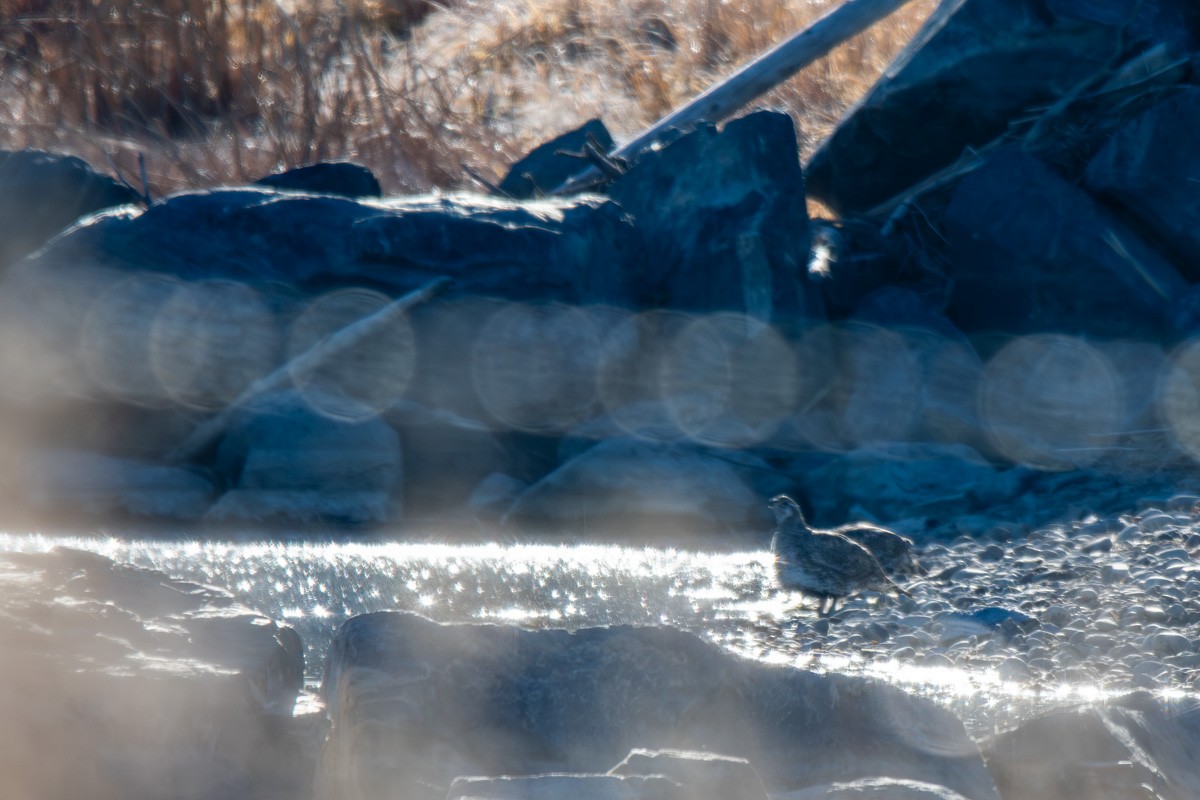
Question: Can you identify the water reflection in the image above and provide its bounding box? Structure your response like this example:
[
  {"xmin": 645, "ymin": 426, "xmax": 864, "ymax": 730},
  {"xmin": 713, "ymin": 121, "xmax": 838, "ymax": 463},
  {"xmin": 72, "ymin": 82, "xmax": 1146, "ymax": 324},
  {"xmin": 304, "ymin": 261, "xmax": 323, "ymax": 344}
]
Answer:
[{"xmin": 0, "ymin": 533, "xmax": 1175, "ymax": 734}]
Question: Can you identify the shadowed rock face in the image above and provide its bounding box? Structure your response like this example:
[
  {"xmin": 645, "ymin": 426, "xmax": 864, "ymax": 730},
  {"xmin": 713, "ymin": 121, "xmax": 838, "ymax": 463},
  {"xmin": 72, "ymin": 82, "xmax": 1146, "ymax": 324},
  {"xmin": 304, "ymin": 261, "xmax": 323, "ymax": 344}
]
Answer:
[
  {"xmin": 1085, "ymin": 88, "xmax": 1200, "ymax": 283},
  {"xmin": 0, "ymin": 149, "xmax": 141, "ymax": 272},
  {"xmin": 316, "ymin": 611, "xmax": 1001, "ymax": 800},
  {"xmin": 0, "ymin": 547, "xmax": 306, "ymax": 800},
  {"xmin": 805, "ymin": 0, "xmax": 1199, "ymax": 215},
  {"xmin": 983, "ymin": 691, "xmax": 1200, "ymax": 800}
]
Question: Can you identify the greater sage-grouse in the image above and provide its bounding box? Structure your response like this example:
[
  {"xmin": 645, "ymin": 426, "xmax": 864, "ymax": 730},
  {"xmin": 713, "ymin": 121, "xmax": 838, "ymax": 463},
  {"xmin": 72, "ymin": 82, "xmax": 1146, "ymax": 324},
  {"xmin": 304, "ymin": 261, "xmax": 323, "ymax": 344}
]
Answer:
[{"xmin": 768, "ymin": 494, "xmax": 912, "ymax": 617}]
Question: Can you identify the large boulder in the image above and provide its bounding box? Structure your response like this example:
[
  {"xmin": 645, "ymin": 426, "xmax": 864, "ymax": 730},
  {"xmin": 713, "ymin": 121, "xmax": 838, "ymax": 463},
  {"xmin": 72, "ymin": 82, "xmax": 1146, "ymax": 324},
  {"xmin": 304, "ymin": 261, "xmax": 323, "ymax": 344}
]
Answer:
[
  {"xmin": 209, "ymin": 389, "xmax": 402, "ymax": 524},
  {"xmin": 605, "ymin": 110, "xmax": 814, "ymax": 321},
  {"xmin": 806, "ymin": 0, "xmax": 1199, "ymax": 214},
  {"xmin": 23, "ymin": 448, "xmax": 215, "ymax": 521},
  {"xmin": 943, "ymin": 148, "xmax": 1184, "ymax": 340},
  {"xmin": 0, "ymin": 186, "xmax": 639, "ymax": 509},
  {"xmin": 982, "ymin": 692, "xmax": 1200, "ymax": 800},
  {"xmin": 254, "ymin": 160, "xmax": 383, "ymax": 198},
  {"xmin": 502, "ymin": 438, "xmax": 770, "ymax": 540},
  {"xmin": 315, "ymin": 612, "xmax": 1001, "ymax": 800},
  {"xmin": 0, "ymin": 149, "xmax": 140, "ymax": 270},
  {"xmin": 0, "ymin": 547, "xmax": 307, "ymax": 800},
  {"xmin": 1, "ymin": 184, "xmax": 637, "ymax": 305},
  {"xmin": 1084, "ymin": 88, "xmax": 1200, "ymax": 283},
  {"xmin": 795, "ymin": 442, "xmax": 1027, "ymax": 530}
]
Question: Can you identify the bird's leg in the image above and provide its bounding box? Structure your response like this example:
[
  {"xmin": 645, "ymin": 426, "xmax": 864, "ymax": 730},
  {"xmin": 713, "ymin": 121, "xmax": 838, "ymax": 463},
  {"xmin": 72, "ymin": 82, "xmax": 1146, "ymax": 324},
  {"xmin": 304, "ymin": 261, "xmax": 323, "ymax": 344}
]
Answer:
[{"xmin": 816, "ymin": 594, "xmax": 831, "ymax": 617}]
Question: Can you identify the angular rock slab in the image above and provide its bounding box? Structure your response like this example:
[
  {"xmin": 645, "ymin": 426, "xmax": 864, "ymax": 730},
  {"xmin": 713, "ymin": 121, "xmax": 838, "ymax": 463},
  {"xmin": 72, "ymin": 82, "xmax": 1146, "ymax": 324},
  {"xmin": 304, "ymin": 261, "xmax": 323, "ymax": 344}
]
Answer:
[
  {"xmin": 24, "ymin": 448, "xmax": 215, "ymax": 521},
  {"xmin": 0, "ymin": 547, "xmax": 306, "ymax": 800},
  {"xmin": 805, "ymin": 0, "xmax": 1198, "ymax": 214},
  {"xmin": 255, "ymin": 160, "xmax": 383, "ymax": 198},
  {"xmin": 1085, "ymin": 88, "xmax": 1200, "ymax": 282},
  {"xmin": 499, "ymin": 118, "xmax": 615, "ymax": 200},
  {"xmin": 943, "ymin": 148, "xmax": 1183, "ymax": 340},
  {"xmin": 605, "ymin": 110, "xmax": 813, "ymax": 321},
  {"xmin": 0, "ymin": 149, "xmax": 140, "ymax": 270},
  {"xmin": 315, "ymin": 612, "xmax": 1000, "ymax": 800},
  {"xmin": 982, "ymin": 691, "xmax": 1200, "ymax": 800}
]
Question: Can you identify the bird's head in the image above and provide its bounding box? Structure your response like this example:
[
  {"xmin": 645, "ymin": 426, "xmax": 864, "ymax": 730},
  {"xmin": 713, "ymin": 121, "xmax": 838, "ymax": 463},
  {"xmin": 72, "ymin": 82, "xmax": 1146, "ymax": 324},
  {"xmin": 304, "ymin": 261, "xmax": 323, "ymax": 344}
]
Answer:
[{"xmin": 767, "ymin": 494, "xmax": 805, "ymax": 526}]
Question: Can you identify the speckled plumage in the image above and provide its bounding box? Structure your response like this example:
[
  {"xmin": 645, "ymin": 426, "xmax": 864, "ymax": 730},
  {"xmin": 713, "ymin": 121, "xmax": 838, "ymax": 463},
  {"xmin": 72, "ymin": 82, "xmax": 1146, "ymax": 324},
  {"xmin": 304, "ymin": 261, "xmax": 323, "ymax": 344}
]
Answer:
[
  {"xmin": 834, "ymin": 522, "xmax": 924, "ymax": 577},
  {"xmin": 768, "ymin": 494, "xmax": 911, "ymax": 617}
]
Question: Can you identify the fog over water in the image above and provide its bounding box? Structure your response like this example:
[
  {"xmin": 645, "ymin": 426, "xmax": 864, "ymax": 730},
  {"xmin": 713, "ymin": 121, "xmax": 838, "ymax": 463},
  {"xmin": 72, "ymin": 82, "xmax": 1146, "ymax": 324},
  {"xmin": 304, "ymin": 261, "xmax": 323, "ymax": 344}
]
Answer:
[{"xmin": 4, "ymin": 530, "xmax": 1188, "ymax": 737}]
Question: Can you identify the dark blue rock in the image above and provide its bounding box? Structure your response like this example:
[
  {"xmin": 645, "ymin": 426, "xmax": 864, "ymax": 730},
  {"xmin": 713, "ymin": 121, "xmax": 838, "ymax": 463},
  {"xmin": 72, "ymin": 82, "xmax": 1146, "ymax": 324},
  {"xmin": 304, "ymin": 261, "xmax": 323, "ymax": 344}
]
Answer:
[
  {"xmin": 1085, "ymin": 89, "xmax": 1200, "ymax": 283},
  {"xmin": 498, "ymin": 118, "xmax": 614, "ymax": 199},
  {"xmin": 208, "ymin": 389, "xmax": 401, "ymax": 524},
  {"xmin": 944, "ymin": 148, "xmax": 1183, "ymax": 339},
  {"xmin": 605, "ymin": 110, "xmax": 813, "ymax": 321},
  {"xmin": 319, "ymin": 612, "xmax": 1001, "ymax": 799},
  {"xmin": 806, "ymin": 0, "xmax": 1198, "ymax": 214},
  {"xmin": 0, "ymin": 149, "xmax": 140, "ymax": 269},
  {"xmin": 9, "ymin": 187, "xmax": 636, "ymax": 301},
  {"xmin": 968, "ymin": 607, "xmax": 1038, "ymax": 633},
  {"xmin": 255, "ymin": 160, "xmax": 383, "ymax": 198}
]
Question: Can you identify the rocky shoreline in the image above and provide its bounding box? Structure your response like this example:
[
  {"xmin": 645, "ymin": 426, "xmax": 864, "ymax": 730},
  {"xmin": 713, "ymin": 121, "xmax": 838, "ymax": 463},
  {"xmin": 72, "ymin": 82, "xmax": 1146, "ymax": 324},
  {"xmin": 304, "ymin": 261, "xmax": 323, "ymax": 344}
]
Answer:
[{"xmin": 5, "ymin": 496, "xmax": 1200, "ymax": 799}]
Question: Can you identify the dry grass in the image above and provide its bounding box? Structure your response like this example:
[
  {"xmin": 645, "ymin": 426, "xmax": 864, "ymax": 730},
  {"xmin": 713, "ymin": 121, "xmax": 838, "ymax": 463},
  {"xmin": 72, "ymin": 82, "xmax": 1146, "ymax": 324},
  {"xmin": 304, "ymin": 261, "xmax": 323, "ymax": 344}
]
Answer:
[{"xmin": 0, "ymin": 0, "xmax": 936, "ymax": 200}]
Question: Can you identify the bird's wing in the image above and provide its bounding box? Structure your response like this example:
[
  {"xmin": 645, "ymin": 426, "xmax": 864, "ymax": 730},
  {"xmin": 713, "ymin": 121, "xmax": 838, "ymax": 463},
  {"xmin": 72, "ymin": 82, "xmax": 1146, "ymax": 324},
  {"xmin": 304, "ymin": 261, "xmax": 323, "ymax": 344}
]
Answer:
[{"xmin": 808, "ymin": 532, "xmax": 882, "ymax": 573}]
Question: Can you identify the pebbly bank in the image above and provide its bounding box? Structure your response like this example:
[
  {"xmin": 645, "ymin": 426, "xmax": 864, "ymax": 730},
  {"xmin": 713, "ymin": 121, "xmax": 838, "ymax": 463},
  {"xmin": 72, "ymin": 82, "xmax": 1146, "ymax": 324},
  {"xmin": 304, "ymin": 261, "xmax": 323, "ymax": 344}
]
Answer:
[{"xmin": 4, "ymin": 0, "xmax": 1200, "ymax": 797}]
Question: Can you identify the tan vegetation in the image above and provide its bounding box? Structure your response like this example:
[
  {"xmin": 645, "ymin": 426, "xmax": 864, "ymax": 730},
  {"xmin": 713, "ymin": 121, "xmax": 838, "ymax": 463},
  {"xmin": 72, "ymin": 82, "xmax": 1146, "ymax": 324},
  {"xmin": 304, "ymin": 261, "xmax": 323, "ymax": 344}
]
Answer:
[{"xmin": 0, "ymin": 0, "xmax": 935, "ymax": 199}]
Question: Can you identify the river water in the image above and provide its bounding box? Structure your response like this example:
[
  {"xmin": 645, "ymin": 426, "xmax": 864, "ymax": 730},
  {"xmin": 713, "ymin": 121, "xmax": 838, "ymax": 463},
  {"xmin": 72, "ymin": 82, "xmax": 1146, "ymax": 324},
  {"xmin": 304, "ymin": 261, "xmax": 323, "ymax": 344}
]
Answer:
[{"xmin": 0, "ymin": 530, "xmax": 1182, "ymax": 737}]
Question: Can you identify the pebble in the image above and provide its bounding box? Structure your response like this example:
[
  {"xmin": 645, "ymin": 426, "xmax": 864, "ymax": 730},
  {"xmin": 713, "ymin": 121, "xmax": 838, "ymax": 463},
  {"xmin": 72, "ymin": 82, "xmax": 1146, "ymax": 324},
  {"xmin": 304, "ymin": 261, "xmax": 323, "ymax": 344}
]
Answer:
[
  {"xmin": 1149, "ymin": 632, "xmax": 1191, "ymax": 657},
  {"xmin": 1100, "ymin": 563, "xmax": 1130, "ymax": 584},
  {"xmin": 1042, "ymin": 604, "xmax": 1073, "ymax": 627},
  {"xmin": 797, "ymin": 506, "xmax": 1200, "ymax": 698},
  {"xmin": 980, "ymin": 544, "xmax": 1005, "ymax": 561}
]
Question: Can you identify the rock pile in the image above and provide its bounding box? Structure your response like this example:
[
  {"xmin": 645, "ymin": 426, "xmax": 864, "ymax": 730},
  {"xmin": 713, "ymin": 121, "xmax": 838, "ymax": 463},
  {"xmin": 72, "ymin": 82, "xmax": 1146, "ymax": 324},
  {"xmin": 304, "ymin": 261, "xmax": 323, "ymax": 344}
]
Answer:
[
  {"xmin": 0, "ymin": 547, "xmax": 308, "ymax": 800},
  {"xmin": 315, "ymin": 610, "xmax": 999, "ymax": 800},
  {"xmin": 0, "ymin": 0, "xmax": 1197, "ymax": 536}
]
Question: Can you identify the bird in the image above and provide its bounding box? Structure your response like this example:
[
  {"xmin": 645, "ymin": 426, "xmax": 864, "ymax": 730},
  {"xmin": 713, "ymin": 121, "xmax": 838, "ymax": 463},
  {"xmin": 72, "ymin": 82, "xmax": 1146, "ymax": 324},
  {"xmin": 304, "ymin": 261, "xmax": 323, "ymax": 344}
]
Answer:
[
  {"xmin": 831, "ymin": 521, "xmax": 924, "ymax": 578},
  {"xmin": 768, "ymin": 494, "xmax": 912, "ymax": 617}
]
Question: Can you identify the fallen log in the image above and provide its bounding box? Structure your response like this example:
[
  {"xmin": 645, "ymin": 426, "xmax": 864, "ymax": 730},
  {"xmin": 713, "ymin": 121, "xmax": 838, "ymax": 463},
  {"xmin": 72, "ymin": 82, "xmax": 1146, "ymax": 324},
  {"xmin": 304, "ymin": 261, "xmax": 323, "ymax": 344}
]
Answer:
[{"xmin": 552, "ymin": 0, "xmax": 921, "ymax": 195}]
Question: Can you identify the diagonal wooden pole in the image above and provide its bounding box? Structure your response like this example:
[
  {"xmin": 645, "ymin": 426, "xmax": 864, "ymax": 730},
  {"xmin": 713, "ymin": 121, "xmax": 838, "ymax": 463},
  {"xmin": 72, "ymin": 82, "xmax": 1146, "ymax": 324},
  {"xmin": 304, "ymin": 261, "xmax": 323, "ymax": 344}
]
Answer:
[
  {"xmin": 164, "ymin": 276, "xmax": 453, "ymax": 463},
  {"xmin": 552, "ymin": 0, "xmax": 920, "ymax": 195}
]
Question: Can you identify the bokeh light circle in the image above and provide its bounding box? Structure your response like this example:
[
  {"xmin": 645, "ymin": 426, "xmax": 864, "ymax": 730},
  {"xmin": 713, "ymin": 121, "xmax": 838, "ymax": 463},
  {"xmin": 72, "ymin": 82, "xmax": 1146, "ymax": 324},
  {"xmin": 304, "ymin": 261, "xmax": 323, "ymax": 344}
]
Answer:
[
  {"xmin": 979, "ymin": 334, "xmax": 1122, "ymax": 470},
  {"xmin": 472, "ymin": 302, "xmax": 603, "ymax": 433},
  {"xmin": 836, "ymin": 322, "xmax": 921, "ymax": 447},
  {"xmin": 80, "ymin": 274, "xmax": 180, "ymax": 406},
  {"xmin": 150, "ymin": 280, "xmax": 282, "ymax": 410},
  {"xmin": 659, "ymin": 313, "xmax": 799, "ymax": 447},
  {"xmin": 286, "ymin": 288, "xmax": 417, "ymax": 420},
  {"xmin": 1160, "ymin": 338, "xmax": 1200, "ymax": 463},
  {"xmin": 595, "ymin": 310, "xmax": 694, "ymax": 441}
]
